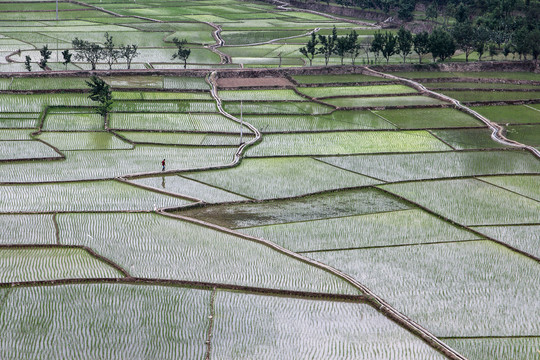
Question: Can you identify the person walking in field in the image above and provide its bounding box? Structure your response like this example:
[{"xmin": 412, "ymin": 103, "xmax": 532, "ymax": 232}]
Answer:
[{"xmin": 161, "ymin": 159, "xmax": 166, "ymax": 171}]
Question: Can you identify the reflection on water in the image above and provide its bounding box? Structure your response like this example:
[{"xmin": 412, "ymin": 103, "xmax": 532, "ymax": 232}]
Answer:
[{"xmin": 161, "ymin": 176, "xmax": 166, "ymax": 189}]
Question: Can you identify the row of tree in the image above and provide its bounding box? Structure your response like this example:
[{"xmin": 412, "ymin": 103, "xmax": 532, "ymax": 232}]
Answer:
[
  {"xmin": 299, "ymin": 22, "xmax": 540, "ymax": 66},
  {"xmin": 24, "ymin": 33, "xmax": 192, "ymax": 71}
]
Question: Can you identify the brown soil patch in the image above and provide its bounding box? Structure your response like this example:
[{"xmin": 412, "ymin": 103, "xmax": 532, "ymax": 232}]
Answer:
[{"xmin": 217, "ymin": 77, "xmax": 294, "ymax": 88}]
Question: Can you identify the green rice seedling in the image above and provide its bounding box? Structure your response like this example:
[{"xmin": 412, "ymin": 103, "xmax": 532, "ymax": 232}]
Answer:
[
  {"xmin": 242, "ymin": 110, "xmax": 396, "ymax": 132},
  {"xmin": 323, "ymin": 95, "xmax": 445, "ymax": 108},
  {"xmin": 472, "ymin": 225, "xmax": 540, "ymax": 259},
  {"xmin": 0, "ymin": 94, "xmax": 92, "ymax": 113},
  {"xmin": 0, "ymin": 145, "xmax": 237, "ymax": 183},
  {"xmin": 478, "ymin": 175, "xmax": 540, "ymax": 201},
  {"xmin": 218, "ymin": 89, "xmax": 306, "ymax": 101},
  {"xmin": 240, "ymin": 208, "xmax": 481, "ymax": 252},
  {"xmin": 112, "ymin": 100, "xmax": 217, "ymax": 113},
  {"xmin": 140, "ymin": 92, "xmax": 212, "ymax": 101},
  {"xmin": 0, "ymin": 129, "xmax": 33, "ymax": 140},
  {"xmin": 116, "ymin": 132, "xmax": 249, "ymax": 146},
  {"xmin": 318, "ymin": 151, "xmax": 540, "ymax": 182},
  {"xmin": 223, "ymin": 101, "xmax": 332, "ymax": 115},
  {"xmin": 246, "ymin": 131, "xmax": 451, "ymax": 157},
  {"xmin": 430, "ymin": 128, "xmax": 512, "ymax": 149},
  {"xmin": 505, "ymin": 124, "xmax": 540, "ymax": 146},
  {"xmin": 380, "ymin": 178, "xmax": 540, "ymax": 225},
  {"xmin": 130, "ymin": 175, "xmax": 247, "ymax": 203},
  {"xmin": 444, "ymin": 338, "xmax": 540, "ymax": 360},
  {"xmin": 309, "ymin": 240, "xmax": 540, "ymax": 337},
  {"xmin": 163, "ymin": 77, "xmax": 210, "ymax": 90},
  {"xmin": 0, "ymin": 284, "xmax": 210, "ymax": 359},
  {"xmin": 373, "ymin": 108, "xmax": 483, "ymax": 128},
  {"xmin": 37, "ymin": 132, "xmax": 132, "ymax": 151},
  {"xmin": 0, "ymin": 118, "xmax": 38, "ymax": 129},
  {"xmin": 58, "ymin": 213, "xmax": 359, "ymax": 294},
  {"xmin": 299, "ymin": 85, "xmax": 416, "ymax": 98},
  {"xmin": 292, "ymin": 74, "xmax": 392, "ymax": 84},
  {"xmin": 104, "ymin": 76, "xmax": 163, "ymax": 89},
  {"xmin": 43, "ymin": 113, "xmax": 104, "ymax": 131},
  {"xmin": 0, "ymin": 247, "xmax": 122, "ymax": 283},
  {"xmin": 178, "ymin": 188, "xmax": 410, "ymax": 228},
  {"xmin": 9, "ymin": 77, "xmax": 88, "ymax": 91},
  {"xmin": 212, "ymin": 291, "xmax": 446, "ymax": 359},
  {"xmin": 185, "ymin": 157, "xmax": 380, "ymax": 199},
  {"xmin": 221, "ymin": 30, "xmax": 307, "ymax": 45},
  {"xmin": 0, "ymin": 214, "xmax": 55, "ymax": 245},
  {"xmin": 441, "ymin": 91, "xmax": 540, "ymax": 102},
  {"xmin": 425, "ymin": 82, "xmax": 540, "ymax": 90},
  {"xmin": 109, "ymin": 113, "xmax": 243, "ymax": 132},
  {"xmin": 472, "ymin": 104, "xmax": 540, "ymax": 124},
  {"xmin": 0, "ymin": 180, "xmax": 191, "ymax": 212},
  {"xmin": 0, "ymin": 141, "xmax": 60, "ymax": 161}
]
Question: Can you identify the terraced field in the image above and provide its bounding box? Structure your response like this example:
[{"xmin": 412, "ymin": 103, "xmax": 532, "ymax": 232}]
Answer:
[{"xmin": 0, "ymin": 1, "xmax": 540, "ymax": 358}]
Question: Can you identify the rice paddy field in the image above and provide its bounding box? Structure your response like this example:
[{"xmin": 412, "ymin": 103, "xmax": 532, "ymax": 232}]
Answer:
[{"xmin": 1, "ymin": 1, "xmax": 540, "ymax": 359}]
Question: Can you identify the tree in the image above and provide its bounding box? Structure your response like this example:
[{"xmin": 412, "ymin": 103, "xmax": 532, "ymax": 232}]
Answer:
[
  {"xmin": 360, "ymin": 36, "xmax": 372, "ymax": 64},
  {"xmin": 488, "ymin": 42, "xmax": 498, "ymax": 60},
  {"xmin": 397, "ymin": 27, "xmax": 413, "ymax": 63},
  {"xmin": 119, "ymin": 44, "xmax": 139, "ymax": 69},
  {"xmin": 61, "ymin": 49, "xmax": 72, "ymax": 70},
  {"xmin": 474, "ymin": 26, "xmax": 491, "ymax": 61},
  {"xmin": 171, "ymin": 38, "xmax": 191, "ymax": 69},
  {"xmin": 529, "ymin": 28, "xmax": 540, "ymax": 61},
  {"xmin": 24, "ymin": 55, "xmax": 32, "ymax": 72},
  {"xmin": 454, "ymin": 2, "xmax": 469, "ymax": 23},
  {"xmin": 38, "ymin": 45, "xmax": 51, "ymax": 70},
  {"xmin": 335, "ymin": 36, "xmax": 350, "ymax": 65},
  {"xmin": 413, "ymin": 31, "xmax": 430, "ymax": 64},
  {"xmin": 317, "ymin": 26, "xmax": 337, "ymax": 66},
  {"xmin": 452, "ymin": 21, "xmax": 475, "ymax": 61},
  {"xmin": 370, "ymin": 32, "xmax": 385, "ymax": 63},
  {"xmin": 381, "ymin": 31, "xmax": 398, "ymax": 64},
  {"xmin": 103, "ymin": 32, "xmax": 119, "ymax": 70},
  {"xmin": 429, "ymin": 27, "xmax": 456, "ymax": 61},
  {"xmin": 397, "ymin": 0, "xmax": 415, "ymax": 21},
  {"xmin": 299, "ymin": 32, "xmax": 318, "ymax": 66},
  {"xmin": 86, "ymin": 75, "xmax": 113, "ymax": 119},
  {"xmin": 72, "ymin": 38, "xmax": 102, "ymax": 70},
  {"xmin": 346, "ymin": 30, "xmax": 362, "ymax": 65},
  {"xmin": 425, "ymin": 3, "xmax": 438, "ymax": 21}
]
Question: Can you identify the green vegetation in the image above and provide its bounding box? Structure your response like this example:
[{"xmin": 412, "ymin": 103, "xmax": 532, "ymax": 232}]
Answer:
[
  {"xmin": 185, "ymin": 157, "xmax": 380, "ymax": 199},
  {"xmin": 380, "ymin": 179, "xmax": 540, "ymax": 225},
  {"xmin": 444, "ymin": 338, "xmax": 540, "ymax": 360},
  {"xmin": 473, "ymin": 105, "xmax": 540, "ymax": 124},
  {"xmin": 241, "ymin": 209, "xmax": 480, "ymax": 252},
  {"xmin": 0, "ymin": 248, "xmax": 122, "ymax": 283},
  {"xmin": 310, "ymin": 241, "xmax": 540, "ymax": 337},
  {"xmin": 0, "ymin": 284, "xmax": 211, "ymax": 359},
  {"xmin": 318, "ymin": 151, "xmax": 540, "ymax": 182},
  {"xmin": 178, "ymin": 188, "xmax": 410, "ymax": 228},
  {"xmin": 298, "ymin": 84, "xmax": 415, "ymax": 98},
  {"xmin": 213, "ymin": 291, "xmax": 447, "ymax": 359},
  {"xmin": 0, "ymin": 141, "xmax": 60, "ymax": 161},
  {"xmin": 0, "ymin": 215, "xmax": 55, "ymax": 245},
  {"xmin": 0, "ymin": 181, "xmax": 191, "ymax": 212},
  {"xmin": 130, "ymin": 175, "xmax": 247, "ymax": 203},
  {"xmin": 373, "ymin": 108, "xmax": 483, "ymax": 128},
  {"xmin": 323, "ymin": 95, "xmax": 444, "ymax": 107},
  {"xmin": 472, "ymin": 225, "xmax": 540, "ymax": 259},
  {"xmin": 59, "ymin": 213, "xmax": 359, "ymax": 294},
  {"xmin": 246, "ymin": 131, "xmax": 451, "ymax": 157}
]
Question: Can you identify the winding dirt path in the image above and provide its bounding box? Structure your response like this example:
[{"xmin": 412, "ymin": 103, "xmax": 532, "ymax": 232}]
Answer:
[
  {"xmin": 204, "ymin": 22, "xmax": 232, "ymax": 65},
  {"xmin": 363, "ymin": 66, "xmax": 540, "ymax": 159}
]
